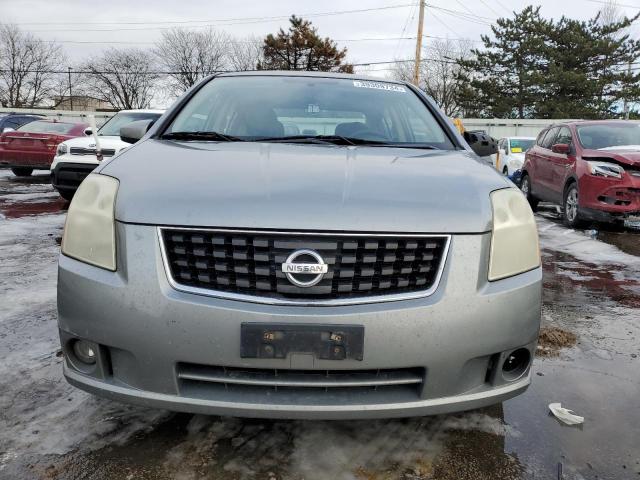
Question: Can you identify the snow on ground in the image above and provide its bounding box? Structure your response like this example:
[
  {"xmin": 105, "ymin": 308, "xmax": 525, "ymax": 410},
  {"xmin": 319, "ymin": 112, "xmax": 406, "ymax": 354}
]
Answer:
[
  {"xmin": 537, "ymin": 216, "xmax": 640, "ymax": 270},
  {"xmin": 0, "ymin": 180, "xmax": 168, "ymax": 469}
]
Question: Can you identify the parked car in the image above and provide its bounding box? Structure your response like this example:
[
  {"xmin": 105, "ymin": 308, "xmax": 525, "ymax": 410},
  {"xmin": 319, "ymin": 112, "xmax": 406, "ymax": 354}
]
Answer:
[
  {"xmin": 492, "ymin": 137, "xmax": 535, "ymax": 176},
  {"xmin": 0, "ymin": 120, "xmax": 88, "ymax": 176},
  {"xmin": 58, "ymin": 72, "xmax": 541, "ymax": 419},
  {"xmin": 522, "ymin": 120, "xmax": 640, "ymax": 227},
  {"xmin": 51, "ymin": 109, "xmax": 164, "ymax": 200},
  {"xmin": 0, "ymin": 112, "xmax": 44, "ymax": 134}
]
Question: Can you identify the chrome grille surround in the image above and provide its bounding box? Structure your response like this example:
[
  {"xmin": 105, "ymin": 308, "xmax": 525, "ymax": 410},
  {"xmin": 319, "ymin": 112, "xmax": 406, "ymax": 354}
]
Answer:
[{"xmin": 157, "ymin": 227, "xmax": 451, "ymax": 306}]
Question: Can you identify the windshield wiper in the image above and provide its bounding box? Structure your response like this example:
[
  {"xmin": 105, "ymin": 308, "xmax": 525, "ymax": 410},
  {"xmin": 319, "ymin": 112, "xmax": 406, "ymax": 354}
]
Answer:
[
  {"xmin": 161, "ymin": 131, "xmax": 243, "ymax": 142},
  {"xmin": 255, "ymin": 135, "xmax": 440, "ymax": 149}
]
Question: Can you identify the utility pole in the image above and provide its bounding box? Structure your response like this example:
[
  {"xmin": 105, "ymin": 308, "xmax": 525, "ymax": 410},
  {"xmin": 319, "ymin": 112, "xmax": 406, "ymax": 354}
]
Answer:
[
  {"xmin": 412, "ymin": 0, "xmax": 426, "ymax": 87},
  {"xmin": 67, "ymin": 67, "xmax": 73, "ymax": 111},
  {"xmin": 623, "ymin": 60, "xmax": 631, "ymax": 120}
]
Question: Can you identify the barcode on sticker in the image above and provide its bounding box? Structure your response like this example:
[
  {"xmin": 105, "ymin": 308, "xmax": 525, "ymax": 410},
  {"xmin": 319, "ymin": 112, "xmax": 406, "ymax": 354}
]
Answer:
[{"xmin": 353, "ymin": 80, "xmax": 406, "ymax": 92}]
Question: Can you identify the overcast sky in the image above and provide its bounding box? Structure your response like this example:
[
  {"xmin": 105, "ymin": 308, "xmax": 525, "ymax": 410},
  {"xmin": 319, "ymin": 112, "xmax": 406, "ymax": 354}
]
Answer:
[{"xmin": 2, "ymin": 0, "xmax": 639, "ymax": 103}]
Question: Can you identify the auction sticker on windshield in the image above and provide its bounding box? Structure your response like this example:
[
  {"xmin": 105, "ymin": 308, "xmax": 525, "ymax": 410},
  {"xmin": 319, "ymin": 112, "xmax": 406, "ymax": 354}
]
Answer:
[{"xmin": 353, "ymin": 80, "xmax": 406, "ymax": 93}]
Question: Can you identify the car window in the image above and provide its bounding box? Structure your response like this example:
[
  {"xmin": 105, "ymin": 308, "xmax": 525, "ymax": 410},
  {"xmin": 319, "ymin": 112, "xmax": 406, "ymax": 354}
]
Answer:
[
  {"xmin": 98, "ymin": 112, "xmax": 162, "ymax": 136},
  {"xmin": 576, "ymin": 123, "xmax": 640, "ymax": 149},
  {"xmin": 541, "ymin": 127, "xmax": 559, "ymax": 149},
  {"xmin": 555, "ymin": 127, "xmax": 572, "ymax": 146},
  {"xmin": 17, "ymin": 121, "xmax": 77, "ymax": 134},
  {"xmin": 166, "ymin": 76, "xmax": 455, "ymax": 149},
  {"xmin": 509, "ymin": 138, "xmax": 534, "ymax": 153}
]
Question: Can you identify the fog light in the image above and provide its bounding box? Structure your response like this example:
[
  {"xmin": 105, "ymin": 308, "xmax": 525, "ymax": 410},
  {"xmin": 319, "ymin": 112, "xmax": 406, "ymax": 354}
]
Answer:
[
  {"xmin": 502, "ymin": 348, "xmax": 531, "ymax": 381},
  {"xmin": 72, "ymin": 339, "xmax": 97, "ymax": 365}
]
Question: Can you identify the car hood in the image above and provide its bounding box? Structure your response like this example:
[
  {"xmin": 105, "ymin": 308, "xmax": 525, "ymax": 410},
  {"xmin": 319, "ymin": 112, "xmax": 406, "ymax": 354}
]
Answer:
[
  {"xmin": 583, "ymin": 148, "xmax": 640, "ymax": 167},
  {"xmin": 101, "ymin": 140, "xmax": 511, "ymax": 233},
  {"xmin": 509, "ymin": 152, "xmax": 526, "ymax": 163},
  {"xmin": 60, "ymin": 135, "xmax": 128, "ymax": 150}
]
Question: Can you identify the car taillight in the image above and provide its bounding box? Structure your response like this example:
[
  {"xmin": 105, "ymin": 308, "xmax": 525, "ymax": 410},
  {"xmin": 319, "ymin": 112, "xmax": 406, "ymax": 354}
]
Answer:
[{"xmin": 45, "ymin": 136, "xmax": 63, "ymax": 150}]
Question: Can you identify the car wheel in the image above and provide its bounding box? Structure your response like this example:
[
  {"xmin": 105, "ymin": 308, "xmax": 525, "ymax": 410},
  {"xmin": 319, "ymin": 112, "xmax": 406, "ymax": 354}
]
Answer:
[
  {"xmin": 11, "ymin": 167, "xmax": 33, "ymax": 177},
  {"xmin": 563, "ymin": 183, "xmax": 585, "ymax": 228},
  {"xmin": 58, "ymin": 189, "xmax": 75, "ymax": 201},
  {"xmin": 520, "ymin": 173, "xmax": 538, "ymax": 212},
  {"xmin": 502, "ymin": 166, "xmax": 509, "ymax": 176}
]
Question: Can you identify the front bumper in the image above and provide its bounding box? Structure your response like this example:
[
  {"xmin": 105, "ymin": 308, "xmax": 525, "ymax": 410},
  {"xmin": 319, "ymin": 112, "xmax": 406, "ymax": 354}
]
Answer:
[
  {"xmin": 580, "ymin": 173, "xmax": 640, "ymax": 220},
  {"xmin": 50, "ymin": 161, "xmax": 98, "ymax": 194},
  {"xmin": 57, "ymin": 223, "xmax": 542, "ymax": 419}
]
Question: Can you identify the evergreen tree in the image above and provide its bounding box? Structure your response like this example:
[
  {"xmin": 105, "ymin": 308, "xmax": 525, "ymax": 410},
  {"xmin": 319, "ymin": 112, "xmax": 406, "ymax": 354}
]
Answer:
[
  {"xmin": 259, "ymin": 16, "xmax": 353, "ymax": 73},
  {"xmin": 539, "ymin": 13, "xmax": 640, "ymax": 118},
  {"xmin": 456, "ymin": 6, "xmax": 549, "ymax": 118},
  {"xmin": 456, "ymin": 6, "xmax": 640, "ymax": 119}
]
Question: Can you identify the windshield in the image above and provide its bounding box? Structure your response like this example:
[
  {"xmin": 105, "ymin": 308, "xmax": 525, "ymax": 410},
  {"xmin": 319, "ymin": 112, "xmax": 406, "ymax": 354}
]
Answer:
[
  {"xmin": 165, "ymin": 76, "xmax": 455, "ymax": 149},
  {"xmin": 17, "ymin": 121, "xmax": 77, "ymax": 134},
  {"xmin": 509, "ymin": 138, "xmax": 534, "ymax": 153},
  {"xmin": 99, "ymin": 112, "xmax": 162, "ymax": 136},
  {"xmin": 576, "ymin": 123, "xmax": 640, "ymax": 150}
]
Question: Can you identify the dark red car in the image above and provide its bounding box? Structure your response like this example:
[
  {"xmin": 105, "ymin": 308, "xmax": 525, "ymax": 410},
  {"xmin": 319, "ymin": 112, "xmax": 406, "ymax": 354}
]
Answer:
[
  {"xmin": 0, "ymin": 120, "xmax": 88, "ymax": 177},
  {"xmin": 521, "ymin": 120, "xmax": 640, "ymax": 227}
]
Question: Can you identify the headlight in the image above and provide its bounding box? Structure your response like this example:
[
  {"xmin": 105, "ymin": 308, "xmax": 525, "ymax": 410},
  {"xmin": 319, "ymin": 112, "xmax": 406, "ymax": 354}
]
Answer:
[
  {"xmin": 56, "ymin": 143, "xmax": 68, "ymax": 156},
  {"xmin": 61, "ymin": 174, "xmax": 118, "ymax": 271},
  {"xmin": 586, "ymin": 161, "xmax": 623, "ymax": 179},
  {"xmin": 488, "ymin": 188, "xmax": 540, "ymax": 281}
]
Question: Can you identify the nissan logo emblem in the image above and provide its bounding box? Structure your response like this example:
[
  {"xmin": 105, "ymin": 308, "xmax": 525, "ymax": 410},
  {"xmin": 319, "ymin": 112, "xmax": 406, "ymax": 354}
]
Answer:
[{"xmin": 281, "ymin": 249, "xmax": 328, "ymax": 288}]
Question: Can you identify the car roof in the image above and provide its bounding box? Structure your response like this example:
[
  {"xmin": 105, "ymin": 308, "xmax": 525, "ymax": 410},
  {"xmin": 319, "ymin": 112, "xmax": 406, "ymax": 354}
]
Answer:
[
  {"xmin": 548, "ymin": 119, "xmax": 640, "ymax": 128},
  {"xmin": 215, "ymin": 70, "xmax": 407, "ymax": 85}
]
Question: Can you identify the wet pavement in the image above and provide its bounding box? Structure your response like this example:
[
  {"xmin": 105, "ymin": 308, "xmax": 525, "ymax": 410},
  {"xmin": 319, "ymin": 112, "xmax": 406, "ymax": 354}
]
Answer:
[{"xmin": 0, "ymin": 168, "xmax": 639, "ymax": 480}]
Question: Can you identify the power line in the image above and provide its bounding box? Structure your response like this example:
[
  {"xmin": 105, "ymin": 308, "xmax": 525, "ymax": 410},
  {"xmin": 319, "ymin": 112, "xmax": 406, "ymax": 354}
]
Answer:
[
  {"xmin": 585, "ymin": 0, "xmax": 640, "ymax": 8},
  {"xmin": 6, "ymin": 3, "xmax": 495, "ymax": 33},
  {"xmin": 43, "ymin": 34, "xmax": 483, "ymax": 46},
  {"xmin": 4, "ymin": 4, "xmax": 417, "ymax": 32}
]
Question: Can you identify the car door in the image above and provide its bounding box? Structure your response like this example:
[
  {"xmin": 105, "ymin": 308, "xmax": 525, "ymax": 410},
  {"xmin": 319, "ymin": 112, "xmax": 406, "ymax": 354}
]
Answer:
[
  {"xmin": 535, "ymin": 127, "xmax": 560, "ymax": 199},
  {"xmin": 546, "ymin": 126, "xmax": 574, "ymax": 202}
]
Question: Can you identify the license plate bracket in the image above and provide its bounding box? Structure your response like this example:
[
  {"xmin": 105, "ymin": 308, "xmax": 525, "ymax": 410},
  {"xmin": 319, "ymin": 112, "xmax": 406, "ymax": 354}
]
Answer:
[{"xmin": 240, "ymin": 323, "xmax": 364, "ymax": 361}]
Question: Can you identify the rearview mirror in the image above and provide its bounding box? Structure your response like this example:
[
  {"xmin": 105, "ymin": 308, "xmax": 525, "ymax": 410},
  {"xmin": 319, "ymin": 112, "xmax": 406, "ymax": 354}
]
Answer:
[
  {"xmin": 551, "ymin": 143, "xmax": 570, "ymax": 154},
  {"xmin": 464, "ymin": 130, "xmax": 498, "ymax": 157},
  {"xmin": 84, "ymin": 127, "xmax": 93, "ymax": 136},
  {"xmin": 120, "ymin": 119, "xmax": 156, "ymax": 144},
  {"xmin": 2, "ymin": 127, "xmax": 15, "ymax": 133}
]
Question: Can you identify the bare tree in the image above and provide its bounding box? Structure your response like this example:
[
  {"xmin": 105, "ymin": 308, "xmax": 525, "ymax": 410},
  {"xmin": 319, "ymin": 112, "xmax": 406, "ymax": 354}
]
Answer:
[
  {"xmin": 0, "ymin": 24, "xmax": 65, "ymax": 108},
  {"xmin": 391, "ymin": 38, "xmax": 473, "ymax": 117},
  {"xmin": 82, "ymin": 48, "xmax": 158, "ymax": 109},
  {"xmin": 154, "ymin": 28, "xmax": 229, "ymax": 95},
  {"xmin": 227, "ymin": 36, "xmax": 263, "ymax": 71}
]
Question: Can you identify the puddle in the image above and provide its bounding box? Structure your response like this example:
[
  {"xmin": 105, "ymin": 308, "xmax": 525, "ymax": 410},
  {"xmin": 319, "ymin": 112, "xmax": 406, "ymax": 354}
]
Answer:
[{"xmin": 0, "ymin": 170, "xmax": 68, "ymax": 218}]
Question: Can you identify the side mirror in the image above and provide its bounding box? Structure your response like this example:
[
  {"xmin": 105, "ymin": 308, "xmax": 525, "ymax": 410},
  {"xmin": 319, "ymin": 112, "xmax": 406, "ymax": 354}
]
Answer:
[
  {"xmin": 84, "ymin": 127, "xmax": 93, "ymax": 136},
  {"xmin": 464, "ymin": 130, "xmax": 498, "ymax": 157},
  {"xmin": 551, "ymin": 143, "xmax": 570, "ymax": 154},
  {"xmin": 120, "ymin": 119, "xmax": 156, "ymax": 144},
  {"xmin": 2, "ymin": 127, "xmax": 15, "ymax": 133}
]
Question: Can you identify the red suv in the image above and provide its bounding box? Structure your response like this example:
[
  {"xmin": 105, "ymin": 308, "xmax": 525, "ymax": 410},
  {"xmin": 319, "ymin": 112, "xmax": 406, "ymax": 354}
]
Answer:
[{"xmin": 521, "ymin": 120, "xmax": 640, "ymax": 227}]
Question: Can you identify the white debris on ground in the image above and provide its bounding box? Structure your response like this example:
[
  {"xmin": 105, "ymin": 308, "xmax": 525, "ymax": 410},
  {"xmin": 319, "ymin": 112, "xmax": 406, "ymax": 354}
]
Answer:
[{"xmin": 548, "ymin": 403, "xmax": 584, "ymax": 425}]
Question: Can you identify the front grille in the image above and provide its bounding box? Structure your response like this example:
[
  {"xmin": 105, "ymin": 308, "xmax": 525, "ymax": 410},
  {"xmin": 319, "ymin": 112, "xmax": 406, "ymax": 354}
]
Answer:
[
  {"xmin": 69, "ymin": 147, "xmax": 116, "ymax": 157},
  {"xmin": 54, "ymin": 163, "xmax": 96, "ymax": 187},
  {"xmin": 177, "ymin": 363, "xmax": 425, "ymax": 404},
  {"xmin": 160, "ymin": 228, "xmax": 449, "ymax": 304}
]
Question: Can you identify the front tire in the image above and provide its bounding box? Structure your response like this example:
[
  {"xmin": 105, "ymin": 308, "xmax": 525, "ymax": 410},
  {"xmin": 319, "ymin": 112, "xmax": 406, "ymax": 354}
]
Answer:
[
  {"xmin": 11, "ymin": 167, "xmax": 33, "ymax": 177},
  {"xmin": 563, "ymin": 183, "xmax": 585, "ymax": 228},
  {"xmin": 520, "ymin": 173, "xmax": 538, "ymax": 212},
  {"xmin": 502, "ymin": 166, "xmax": 509, "ymax": 176},
  {"xmin": 58, "ymin": 189, "xmax": 75, "ymax": 201}
]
